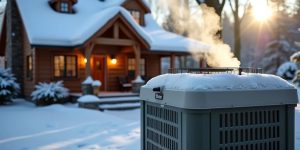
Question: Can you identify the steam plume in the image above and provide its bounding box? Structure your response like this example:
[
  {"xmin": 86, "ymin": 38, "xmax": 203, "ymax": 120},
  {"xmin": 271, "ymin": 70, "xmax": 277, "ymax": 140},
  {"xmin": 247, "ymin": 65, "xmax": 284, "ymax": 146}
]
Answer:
[{"xmin": 159, "ymin": 1, "xmax": 240, "ymax": 67}]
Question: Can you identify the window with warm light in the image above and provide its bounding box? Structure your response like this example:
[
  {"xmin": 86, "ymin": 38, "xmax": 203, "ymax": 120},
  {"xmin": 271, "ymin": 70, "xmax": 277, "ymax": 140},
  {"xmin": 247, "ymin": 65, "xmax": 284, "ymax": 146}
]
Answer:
[
  {"xmin": 60, "ymin": 2, "xmax": 69, "ymax": 13},
  {"xmin": 129, "ymin": 10, "xmax": 140, "ymax": 24},
  {"xmin": 54, "ymin": 55, "xmax": 77, "ymax": 78},
  {"xmin": 26, "ymin": 55, "xmax": 33, "ymax": 80},
  {"xmin": 128, "ymin": 58, "xmax": 145, "ymax": 76}
]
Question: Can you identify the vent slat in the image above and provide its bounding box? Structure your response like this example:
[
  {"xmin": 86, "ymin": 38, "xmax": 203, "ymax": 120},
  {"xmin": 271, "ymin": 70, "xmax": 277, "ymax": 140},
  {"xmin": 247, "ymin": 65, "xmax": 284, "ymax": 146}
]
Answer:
[
  {"xmin": 218, "ymin": 109, "xmax": 282, "ymax": 149},
  {"xmin": 145, "ymin": 103, "xmax": 179, "ymax": 150}
]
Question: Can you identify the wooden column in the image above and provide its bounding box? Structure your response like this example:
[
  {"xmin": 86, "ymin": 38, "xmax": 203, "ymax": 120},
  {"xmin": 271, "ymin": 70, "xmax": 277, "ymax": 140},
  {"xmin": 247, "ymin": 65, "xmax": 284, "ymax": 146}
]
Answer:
[
  {"xmin": 85, "ymin": 44, "xmax": 94, "ymax": 77},
  {"xmin": 170, "ymin": 53, "xmax": 176, "ymax": 69},
  {"xmin": 133, "ymin": 44, "xmax": 141, "ymax": 77},
  {"xmin": 113, "ymin": 23, "xmax": 119, "ymax": 39},
  {"xmin": 199, "ymin": 58, "xmax": 206, "ymax": 68}
]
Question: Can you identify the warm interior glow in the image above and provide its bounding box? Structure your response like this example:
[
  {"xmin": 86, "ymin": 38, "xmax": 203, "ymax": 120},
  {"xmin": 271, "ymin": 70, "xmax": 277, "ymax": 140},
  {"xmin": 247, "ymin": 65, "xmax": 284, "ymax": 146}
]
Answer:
[
  {"xmin": 83, "ymin": 58, "xmax": 87, "ymax": 63},
  {"xmin": 111, "ymin": 58, "xmax": 117, "ymax": 64},
  {"xmin": 252, "ymin": 2, "xmax": 272, "ymax": 22}
]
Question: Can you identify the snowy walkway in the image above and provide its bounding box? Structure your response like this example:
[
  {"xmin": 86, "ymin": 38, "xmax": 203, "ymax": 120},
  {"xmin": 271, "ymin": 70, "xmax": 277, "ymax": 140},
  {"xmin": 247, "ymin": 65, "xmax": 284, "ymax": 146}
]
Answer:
[
  {"xmin": 0, "ymin": 99, "xmax": 140, "ymax": 150},
  {"xmin": 1, "ymin": 99, "xmax": 300, "ymax": 150}
]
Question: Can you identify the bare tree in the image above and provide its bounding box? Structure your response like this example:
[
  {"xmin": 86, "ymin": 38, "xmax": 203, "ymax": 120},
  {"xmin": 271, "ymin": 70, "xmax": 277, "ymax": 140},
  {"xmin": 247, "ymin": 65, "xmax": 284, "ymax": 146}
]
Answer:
[
  {"xmin": 195, "ymin": 0, "xmax": 226, "ymax": 17},
  {"xmin": 196, "ymin": 0, "xmax": 226, "ymax": 38},
  {"xmin": 228, "ymin": 0, "xmax": 250, "ymax": 60}
]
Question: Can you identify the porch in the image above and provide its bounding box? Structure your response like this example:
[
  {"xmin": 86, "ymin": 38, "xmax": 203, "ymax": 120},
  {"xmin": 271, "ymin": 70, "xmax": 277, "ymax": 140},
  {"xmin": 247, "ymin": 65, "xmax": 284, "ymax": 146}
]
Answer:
[
  {"xmin": 71, "ymin": 91, "xmax": 141, "ymax": 111},
  {"xmin": 80, "ymin": 14, "xmax": 185, "ymax": 91}
]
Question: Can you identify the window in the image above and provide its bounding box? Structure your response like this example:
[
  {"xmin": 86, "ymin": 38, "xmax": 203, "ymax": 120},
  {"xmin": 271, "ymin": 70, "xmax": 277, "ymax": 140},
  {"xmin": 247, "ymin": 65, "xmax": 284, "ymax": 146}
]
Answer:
[
  {"xmin": 26, "ymin": 55, "xmax": 33, "ymax": 80},
  {"xmin": 60, "ymin": 2, "xmax": 69, "ymax": 13},
  {"xmin": 128, "ymin": 58, "xmax": 145, "ymax": 76},
  {"xmin": 129, "ymin": 10, "xmax": 140, "ymax": 24},
  {"xmin": 54, "ymin": 55, "xmax": 77, "ymax": 78},
  {"xmin": 161, "ymin": 57, "xmax": 170, "ymax": 74}
]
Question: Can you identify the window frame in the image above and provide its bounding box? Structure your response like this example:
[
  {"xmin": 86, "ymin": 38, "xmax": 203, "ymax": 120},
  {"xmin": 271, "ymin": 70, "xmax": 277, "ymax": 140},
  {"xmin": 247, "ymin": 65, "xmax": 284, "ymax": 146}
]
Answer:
[
  {"xmin": 129, "ymin": 9, "xmax": 141, "ymax": 25},
  {"xmin": 60, "ymin": 2, "xmax": 69, "ymax": 13},
  {"xmin": 26, "ymin": 55, "xmax": 33, "ymax": 80},
  {"xmin": 53, "ymin": 55, "xmax": 78, "ymax": 79},
  {"xmin": 127, "ymin": 58, "xmax": 146, "ymax": 76}
]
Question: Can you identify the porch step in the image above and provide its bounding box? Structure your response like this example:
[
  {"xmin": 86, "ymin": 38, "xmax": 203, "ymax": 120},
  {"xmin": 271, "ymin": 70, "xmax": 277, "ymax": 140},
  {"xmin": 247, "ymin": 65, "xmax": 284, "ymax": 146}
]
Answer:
[
  {"xmin": 98, "ymin": 96, "xmax": 140, "ymax": 111},
  {"xmin": 98, "ymin": 93, "xmax": 139, "ymax": 98},
  {"xmin": 76, "ymin": 93, "xmax": 141, "ymax": 111},
  {"xmin": 99, "ymin": 102, "xmax": 140, "ymax": 111},
  {"xmin": 98, "ymin": 96, "xmax": 140, "ymax": 104}
]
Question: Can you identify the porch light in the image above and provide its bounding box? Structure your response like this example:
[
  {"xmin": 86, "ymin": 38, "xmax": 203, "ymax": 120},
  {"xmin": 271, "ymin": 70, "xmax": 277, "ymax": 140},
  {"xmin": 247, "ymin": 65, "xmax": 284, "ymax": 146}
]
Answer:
[
  {"xmin": 84, "ymin": 58, "xmax": 87, "ymax": 63},
  {"xmin": 111, "ymin": 55, "xmax": 117, "ymax": 64}
]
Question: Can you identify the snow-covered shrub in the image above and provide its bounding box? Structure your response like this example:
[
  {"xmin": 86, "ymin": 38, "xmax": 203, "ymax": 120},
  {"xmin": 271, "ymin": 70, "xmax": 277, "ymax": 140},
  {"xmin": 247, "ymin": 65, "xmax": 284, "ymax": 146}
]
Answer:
[
  {"xmin": 261, "ymin": 40, "xmax": 298, "ymax": 74},
  {"xmin": 31, "ymin": 81, "xmax": 69, "ymax": 106},
  {"xmin": 276, "ymin": 61, "xmax": 298, "ymax": 80},
  {"xmin": 292, "ymin": 70, "xmax": 300, "ymax": 87},
  {"xmin": 0, "ymin": 68, "xmax": 20, "ymax": 104},
  {"xmin": 290, "ymin": 51, "xmax": 300, "ymax": 63}
]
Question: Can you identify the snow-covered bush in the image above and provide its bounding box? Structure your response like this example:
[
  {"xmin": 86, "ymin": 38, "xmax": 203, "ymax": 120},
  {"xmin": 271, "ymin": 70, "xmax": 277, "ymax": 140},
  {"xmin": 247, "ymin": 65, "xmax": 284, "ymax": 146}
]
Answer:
[
  {"xmin": 0, "ymin": 68, "xmax": 20, "ymax": 104},
  {"xmin": 276, "ymin": 61, "xmax": 298, "ymax": 80},
  {"xmin": 31, "ymin": 81, "xmax": 69, "ymax": 106},
  {"xmin": 261, "ymin": 40, "xmax": 298, "ymax": 74},
  {"xmin": 290, "ymin": 51, "xmax": 300, "ymax": 63},
  {"xmin": 293, "ymin": 70, "xmax": 300, "ymax": 87}
]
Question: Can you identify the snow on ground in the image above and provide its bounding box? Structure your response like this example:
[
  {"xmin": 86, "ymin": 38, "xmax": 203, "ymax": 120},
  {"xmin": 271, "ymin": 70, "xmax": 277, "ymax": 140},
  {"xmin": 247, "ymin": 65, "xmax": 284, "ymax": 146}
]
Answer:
[
  {"xmin": 0, "ymin": 99, "xmax": 140, "ymax": 150},
  {"xmin": 2, "ymin": 99, "xmax": 300, "ymax": 149}
]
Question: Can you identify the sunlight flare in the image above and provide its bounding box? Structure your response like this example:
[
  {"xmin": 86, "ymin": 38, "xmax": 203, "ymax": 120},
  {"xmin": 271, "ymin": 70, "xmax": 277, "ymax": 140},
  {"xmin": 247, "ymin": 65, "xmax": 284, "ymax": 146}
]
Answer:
[{"xmin": 252, "ymin": 1, "xmax": 273, "ymax": 22}]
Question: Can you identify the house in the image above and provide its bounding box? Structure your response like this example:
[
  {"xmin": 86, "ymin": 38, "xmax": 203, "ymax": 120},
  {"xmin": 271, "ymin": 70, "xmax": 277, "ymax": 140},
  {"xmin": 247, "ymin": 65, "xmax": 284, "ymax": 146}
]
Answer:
[{"xmin": 1, "ymin": 0, "xmax": 208, "ymax": 96}]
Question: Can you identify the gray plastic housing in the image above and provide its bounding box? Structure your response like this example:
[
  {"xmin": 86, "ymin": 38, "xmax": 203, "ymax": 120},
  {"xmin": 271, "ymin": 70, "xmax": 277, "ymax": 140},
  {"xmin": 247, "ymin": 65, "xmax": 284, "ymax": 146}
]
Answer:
[
  {"xmin": 141, "ymin": 101, "xmax": 296, "ymax": 150},
  {"xmin": 140, "ymin": 87, "xmax": 298, "ymax": 109}
]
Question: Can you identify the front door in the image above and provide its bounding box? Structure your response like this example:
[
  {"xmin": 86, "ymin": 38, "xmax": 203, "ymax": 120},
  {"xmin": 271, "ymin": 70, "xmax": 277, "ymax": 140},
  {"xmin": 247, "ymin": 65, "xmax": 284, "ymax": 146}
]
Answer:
[{"xmin": 92, "ymin": 55, "xmax": 106, "ymax": 91}]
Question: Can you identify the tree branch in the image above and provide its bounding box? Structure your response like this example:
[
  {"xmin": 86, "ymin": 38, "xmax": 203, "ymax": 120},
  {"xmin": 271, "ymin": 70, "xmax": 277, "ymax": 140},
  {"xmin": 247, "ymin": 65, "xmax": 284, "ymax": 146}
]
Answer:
[
  {"xmin": 220, "ymin": 0, "xmax": 226, "ymax": 12},
  {"xmin": 229, "ymin": 0, "xmax": 236, "ymax": 13},
  {"xmin": 240, "ymin": 0, "xmax": 250, "ymax": 22},
  {"xmin": 195, "ymin": 0, "xmax": 202, "ymax": 5}
]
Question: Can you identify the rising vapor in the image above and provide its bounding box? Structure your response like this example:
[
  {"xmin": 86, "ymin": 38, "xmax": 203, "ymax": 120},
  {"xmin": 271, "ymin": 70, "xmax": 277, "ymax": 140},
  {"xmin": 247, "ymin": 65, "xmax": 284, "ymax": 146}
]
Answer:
[{"xmin": 159, "ymin": 1, "xmax": 240, "ymax": 67}]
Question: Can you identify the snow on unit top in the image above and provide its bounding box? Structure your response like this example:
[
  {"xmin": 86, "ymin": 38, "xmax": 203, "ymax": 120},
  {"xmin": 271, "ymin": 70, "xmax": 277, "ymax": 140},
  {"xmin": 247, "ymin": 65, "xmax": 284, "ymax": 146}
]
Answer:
[
  {"xmin": 143, "ymin": 73, "xmax": 295, "ymax": 91},
  {"xmin": 16, "ymin": 0, "xmax": 209, "ymax": 52}
]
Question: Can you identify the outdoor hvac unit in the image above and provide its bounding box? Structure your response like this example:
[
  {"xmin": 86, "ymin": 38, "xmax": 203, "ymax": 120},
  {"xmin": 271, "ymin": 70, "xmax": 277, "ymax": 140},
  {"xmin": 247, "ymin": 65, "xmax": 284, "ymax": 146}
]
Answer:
[{"xmin": 140, "ymin": 68, "xmax": 298, "ymax": 150}]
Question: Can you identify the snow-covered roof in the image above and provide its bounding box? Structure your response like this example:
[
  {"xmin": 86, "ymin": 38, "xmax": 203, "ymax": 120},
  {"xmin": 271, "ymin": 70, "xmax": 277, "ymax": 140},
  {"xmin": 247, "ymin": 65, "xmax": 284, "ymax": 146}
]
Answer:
[
  {"xmin": 144, "ymin": 14, "xmax": 209, "ymax": 52},
  {"xmin": 143, "ymin": 73, "xmax": 295, "ymax": 91},
  {"xmin": 16, "ymin": 0, "xmax": 208, "ymax": 53}
]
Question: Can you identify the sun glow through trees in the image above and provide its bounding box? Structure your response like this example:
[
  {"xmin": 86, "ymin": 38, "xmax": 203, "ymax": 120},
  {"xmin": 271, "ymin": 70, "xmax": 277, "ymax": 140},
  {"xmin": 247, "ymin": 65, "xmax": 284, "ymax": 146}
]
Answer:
[{"xmin": 252, "ymin": 1, "xmax": 273, "ymax": 22}]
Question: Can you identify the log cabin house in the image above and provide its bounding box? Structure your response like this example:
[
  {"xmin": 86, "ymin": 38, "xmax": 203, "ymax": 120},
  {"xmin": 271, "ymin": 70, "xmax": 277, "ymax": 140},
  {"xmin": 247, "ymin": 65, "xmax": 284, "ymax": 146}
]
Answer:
[{"xmin": 1, "ymin": 0, "xmax": 208, "ymax": 96}]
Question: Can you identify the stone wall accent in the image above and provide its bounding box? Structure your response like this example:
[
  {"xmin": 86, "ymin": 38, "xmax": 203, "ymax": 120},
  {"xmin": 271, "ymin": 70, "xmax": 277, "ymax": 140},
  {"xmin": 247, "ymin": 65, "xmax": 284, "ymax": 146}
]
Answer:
[{"xmin": 6, "ymin": 0, "xmax": 24, "ymax": 95}]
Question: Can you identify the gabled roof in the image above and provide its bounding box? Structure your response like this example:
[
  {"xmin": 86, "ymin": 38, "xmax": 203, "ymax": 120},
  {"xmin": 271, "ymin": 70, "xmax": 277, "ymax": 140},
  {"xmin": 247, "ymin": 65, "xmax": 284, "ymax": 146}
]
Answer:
[
  {"xmin": 143, "ymin": 14, "xmax": 209, "ymax": 52},
  {"xmin": 16, "ymin": 0, "xmax": 209, "ymax": 53},
  {"xmin": 121, "ymin": 0, "xmax": 151, "ymax": 13}
]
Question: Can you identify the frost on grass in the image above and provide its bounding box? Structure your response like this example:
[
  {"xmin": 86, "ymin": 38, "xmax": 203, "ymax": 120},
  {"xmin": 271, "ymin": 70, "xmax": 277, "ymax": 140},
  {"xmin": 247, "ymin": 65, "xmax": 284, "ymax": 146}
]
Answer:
[
  {"xmin": 31, "ymin": 81, "xmax": 69, "ymax": 106},
  {"xmin": 0, "ymin": 68, "xmax": 20, "ymax": 104}
]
